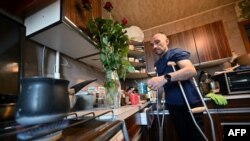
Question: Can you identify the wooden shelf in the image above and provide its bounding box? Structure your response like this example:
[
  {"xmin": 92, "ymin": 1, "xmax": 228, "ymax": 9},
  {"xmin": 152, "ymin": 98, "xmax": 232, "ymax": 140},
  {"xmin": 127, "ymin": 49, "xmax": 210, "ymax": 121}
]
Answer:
[
  {"xmin": 130, "ymin": 62, "xmax": 146, "ymax": 68},
  {"xmin": 128, "ymin": 50, "xmax": 145, "ymax": 57},
  {"xmin": 129, "ymin": 40, "xmax": 144, "ymax": 46},
  {"xmin": 127, "ymin": 41, "xmax": 146, "ymax": 79},
  {"xmin": 126, "ymin": 72, "xmax": 148, "ymax": 79}
]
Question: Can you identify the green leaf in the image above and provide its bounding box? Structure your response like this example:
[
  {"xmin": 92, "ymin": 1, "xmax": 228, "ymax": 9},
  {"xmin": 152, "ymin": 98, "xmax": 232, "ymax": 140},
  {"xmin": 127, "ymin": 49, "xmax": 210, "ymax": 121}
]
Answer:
[{"xmin": 86, "ymin": 17, "xmax": 134, "ymax": 80}]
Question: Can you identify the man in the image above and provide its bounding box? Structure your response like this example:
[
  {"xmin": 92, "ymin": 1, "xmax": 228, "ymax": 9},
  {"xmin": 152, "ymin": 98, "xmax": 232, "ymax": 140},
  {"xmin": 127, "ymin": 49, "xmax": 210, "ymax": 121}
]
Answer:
[{"xmin": 147, "ymin": 33, "xmax": 205, "ymax": 141}]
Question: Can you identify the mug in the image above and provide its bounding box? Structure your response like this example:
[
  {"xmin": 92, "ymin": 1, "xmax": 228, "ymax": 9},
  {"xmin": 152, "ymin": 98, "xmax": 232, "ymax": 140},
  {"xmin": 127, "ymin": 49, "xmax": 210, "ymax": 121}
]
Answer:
[
  {"xmin": 138, "ymin": 82, "xmax": 148, "ymax": 94},
  {"xmin": 129, "ymin": 93, "xmax": 139, "ymax": 105}
]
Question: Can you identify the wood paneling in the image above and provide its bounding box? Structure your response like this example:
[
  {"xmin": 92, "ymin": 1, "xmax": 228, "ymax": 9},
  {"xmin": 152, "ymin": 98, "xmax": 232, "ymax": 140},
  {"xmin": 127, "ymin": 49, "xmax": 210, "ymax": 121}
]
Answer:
[
  {"xmin": 144, "ymin": 21, "xmax": 231, "ymax": 73},
  {"xmin": 125, "ymin": 113, "xmax": 142, "ymax": 140},
  {"xmin": 238, "ymin": 19, "xmax": 250, "ymax": 53},
  {"xmin": 144, "ymin": 41, "xmax": 159, "ymax": 73},
  {"xmin": 63, "ymin": 0, "xmax": 101, "ymax": 30},
  {"xmin": 168, "ymin": 30, "xmax": 199, "ymax": 64},
  {"xmin": 192, "ymin": 21, "xmax": 232, "ymax": 62}
]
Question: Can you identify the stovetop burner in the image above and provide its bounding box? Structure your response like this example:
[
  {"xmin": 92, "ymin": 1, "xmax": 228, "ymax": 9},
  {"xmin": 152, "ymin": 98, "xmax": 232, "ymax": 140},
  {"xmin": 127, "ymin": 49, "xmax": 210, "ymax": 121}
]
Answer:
[
  {"xmin": 0, "ymin": 110, "xmax": 114, "ymax": 141},
  {"xmin": 16, "ymin": 120, "xmax": 69, "ymax": 140},
  {"xmin": 0, "ymin": 118, "xmax": 70, "ymax": 141}
]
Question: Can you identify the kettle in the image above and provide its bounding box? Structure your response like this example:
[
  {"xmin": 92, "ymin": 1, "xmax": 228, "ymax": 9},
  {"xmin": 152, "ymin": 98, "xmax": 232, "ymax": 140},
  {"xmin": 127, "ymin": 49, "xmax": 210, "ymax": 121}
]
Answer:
[{"xmin": 198, "ymin": 71, "xmax": 212, "ymax": 95}]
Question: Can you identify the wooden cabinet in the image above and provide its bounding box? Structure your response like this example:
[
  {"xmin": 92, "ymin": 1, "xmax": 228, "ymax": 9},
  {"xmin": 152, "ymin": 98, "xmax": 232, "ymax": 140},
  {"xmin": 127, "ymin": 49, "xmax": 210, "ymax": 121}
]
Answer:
[
  {"xmin": 63, "ymin": 0, "xmax": 101, "ymax": 30},
  {"xmin": 144, "ymin": 41, "xmax": 159, "ymax": 73},
  {"xmin": 203, "ymin": 97, "xmax": 250, "ymax": 141},
  {"xmin": 144, "ymin": 96, "xmax": 250, "ymax": 141},
  {"xmin": 168, "ymin": 21, "xmax": 231, "ymax": 64},
  {"xmin": 144, "ymin": 21, "xmax": 232, "ymax": 72},
  {"xmin": 192, "ymin": 21, "xmax": 231, "ymax": 62},
  {"xmin": 25, "ymin": 0, "xmax": 101, "ymax": 60},
  {"xmin": 238, "ymin": 19, "xmax": 250, "ymax": 53},
  {"xmin": 168, "ymin": 30, "xmax": 199, "ymax": 64}
]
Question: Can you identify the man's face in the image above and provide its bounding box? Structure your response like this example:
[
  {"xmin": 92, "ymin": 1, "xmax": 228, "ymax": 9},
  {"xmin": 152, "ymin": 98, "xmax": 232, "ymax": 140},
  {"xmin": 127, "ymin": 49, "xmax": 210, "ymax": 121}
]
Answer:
[{"xmin": 150, "ymin": 33, "xmax": 169, "ymax": 55}]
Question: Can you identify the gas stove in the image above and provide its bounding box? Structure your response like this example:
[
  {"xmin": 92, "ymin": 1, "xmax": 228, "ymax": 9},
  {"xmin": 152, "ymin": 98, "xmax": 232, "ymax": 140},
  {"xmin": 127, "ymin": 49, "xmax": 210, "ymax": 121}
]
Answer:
[{"xmin": 0, "ymin": 110, "xmax": 128, "ymax": 141}]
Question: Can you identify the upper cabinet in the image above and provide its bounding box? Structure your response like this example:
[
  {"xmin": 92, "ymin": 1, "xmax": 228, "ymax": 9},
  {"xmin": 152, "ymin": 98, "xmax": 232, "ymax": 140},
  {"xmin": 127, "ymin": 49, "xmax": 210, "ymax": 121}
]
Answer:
[
  {"xmin": 144, "ymin": 21, "xmax": 232, "ymax": 72},
  {"xmin": 168, "ymin": 21, "xmax": 231, "ymax": 66},
  {"xmin": 192, "ymin": 21, "xmax": 232, "ymax": 63},
  {"xmin": 238, "ymin": 19, "xmax": 250, "ymax": 53},
  {"xmin": 168, "ymin": 30, "xmax": 199, "ymax": 64},
  {"xmin": 24, "ymin": 0, "xmax": 101, "ymax": 59},
  {"xmin": 169, "ymin": 21, "xmax": 231, "ymax": 64},
  {"xmin": 63, "ymin": 0, "xmax": 101, "ymax": 31}
]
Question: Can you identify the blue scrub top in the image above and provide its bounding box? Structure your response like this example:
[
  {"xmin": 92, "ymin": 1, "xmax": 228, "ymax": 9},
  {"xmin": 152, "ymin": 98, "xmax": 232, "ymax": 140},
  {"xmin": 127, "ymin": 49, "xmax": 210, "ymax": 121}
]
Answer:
[{"xmin": 155, "ymin": 48, "xmax": 201, "ymax": 105}]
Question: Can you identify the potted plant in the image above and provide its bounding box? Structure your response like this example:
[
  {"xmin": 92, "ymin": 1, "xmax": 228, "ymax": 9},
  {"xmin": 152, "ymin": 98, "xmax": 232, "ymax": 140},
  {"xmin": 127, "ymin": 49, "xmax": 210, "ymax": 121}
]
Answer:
[{"xmin": 82, "ymin": 0, "xmax": 134, "ymax": 108}]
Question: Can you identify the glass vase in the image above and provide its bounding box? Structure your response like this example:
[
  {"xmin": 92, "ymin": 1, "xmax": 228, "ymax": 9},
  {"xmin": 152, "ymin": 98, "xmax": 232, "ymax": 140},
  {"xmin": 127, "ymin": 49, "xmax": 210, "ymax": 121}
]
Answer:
[{"xmin": 104, "ymin": 70, "xmax": 121, "ymax": 109}]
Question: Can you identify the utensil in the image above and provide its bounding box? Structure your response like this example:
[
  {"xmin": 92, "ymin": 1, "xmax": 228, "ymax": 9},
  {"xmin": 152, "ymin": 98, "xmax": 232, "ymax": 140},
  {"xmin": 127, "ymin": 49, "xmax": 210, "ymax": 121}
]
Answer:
[{"xmin": 68, "ymin": 79, "xmax": 97, "ymax": 95}]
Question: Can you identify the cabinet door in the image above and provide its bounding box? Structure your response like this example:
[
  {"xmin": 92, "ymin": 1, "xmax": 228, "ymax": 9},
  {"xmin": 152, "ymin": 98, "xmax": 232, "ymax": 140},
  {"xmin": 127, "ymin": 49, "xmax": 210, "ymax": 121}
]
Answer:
[
  {"xmin": 168, "ymin": 30, "xmax": 199, "ymax": 64},
  {"xmin": 63, "ymin": 0, "xmax": 101, "ymax": 30},
  {"xmin": 192, "ymin": 21, "xmax": 231, "ymax": 62},
  {"xmin": 238, "ymin": 19, "xmax": 250, "ymax": 53}
]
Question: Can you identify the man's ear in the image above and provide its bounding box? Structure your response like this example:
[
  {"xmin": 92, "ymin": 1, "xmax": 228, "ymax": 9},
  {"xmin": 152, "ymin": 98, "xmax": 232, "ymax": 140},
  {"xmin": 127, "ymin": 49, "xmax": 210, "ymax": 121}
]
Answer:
[{"xmin": 166, "ymin": 38, "xmax": 169, "ymax": 45}]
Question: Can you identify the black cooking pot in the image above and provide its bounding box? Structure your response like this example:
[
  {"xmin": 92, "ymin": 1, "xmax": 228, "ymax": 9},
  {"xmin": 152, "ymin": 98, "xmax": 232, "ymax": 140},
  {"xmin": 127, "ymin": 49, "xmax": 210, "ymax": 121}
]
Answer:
[{"xmin": 15, "ymin": 77, "xmax": 70, "ymax": 125}]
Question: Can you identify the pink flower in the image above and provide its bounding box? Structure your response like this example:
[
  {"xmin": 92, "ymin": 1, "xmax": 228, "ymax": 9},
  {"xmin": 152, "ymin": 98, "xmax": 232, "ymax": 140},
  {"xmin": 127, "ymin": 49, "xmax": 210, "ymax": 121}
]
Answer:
[
  {"xmin": 103, "ymin": 2, "xmax": 113, "ymax": 12},
  {"xmin": 122, "ymin": 18, "xmax": 128, "ymax": 26}
]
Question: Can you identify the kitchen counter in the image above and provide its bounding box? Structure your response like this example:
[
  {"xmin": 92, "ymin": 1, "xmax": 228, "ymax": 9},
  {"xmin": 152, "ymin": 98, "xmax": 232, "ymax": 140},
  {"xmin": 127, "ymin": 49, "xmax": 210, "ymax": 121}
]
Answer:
[
  {"xmin": 150, "ymin": 94, "xmax": 250, "ymax": 115},
  {"xmin": 204, "ymin": 94, "xmax": 250, "ymax": 100},
  {"xmin": 0, "ymin": 102, "xmax": 151, "ymax": 141},
  {"xmin": 72, "ymin": 101, "xmax": 150, "ymax": 121}
]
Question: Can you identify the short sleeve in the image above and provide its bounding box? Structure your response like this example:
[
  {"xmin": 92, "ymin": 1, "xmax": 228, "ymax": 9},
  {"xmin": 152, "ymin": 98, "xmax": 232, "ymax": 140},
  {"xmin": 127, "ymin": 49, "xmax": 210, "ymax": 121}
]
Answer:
[{"xmin": 167, "ymin": 48, "xmax": 190, "ymax": 62}]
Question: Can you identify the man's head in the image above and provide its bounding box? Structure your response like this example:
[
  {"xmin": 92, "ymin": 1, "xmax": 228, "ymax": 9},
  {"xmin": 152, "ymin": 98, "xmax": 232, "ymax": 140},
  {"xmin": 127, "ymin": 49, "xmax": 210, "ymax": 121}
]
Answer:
[{"xmin": 150, "ymin": 33, "xmax": 169, "ymax": 56}]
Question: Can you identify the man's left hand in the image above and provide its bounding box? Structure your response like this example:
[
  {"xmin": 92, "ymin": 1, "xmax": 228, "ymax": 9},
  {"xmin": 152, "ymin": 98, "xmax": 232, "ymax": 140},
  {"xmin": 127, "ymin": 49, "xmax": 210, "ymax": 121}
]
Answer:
[{"xmin": 147, "ymin": 76, "xmax": 167, "ymax": 90}]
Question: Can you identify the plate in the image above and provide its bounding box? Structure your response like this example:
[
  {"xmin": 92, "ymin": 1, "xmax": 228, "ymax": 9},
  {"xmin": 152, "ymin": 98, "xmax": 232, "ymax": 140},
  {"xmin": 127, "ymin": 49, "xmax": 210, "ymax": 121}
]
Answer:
[{"xmin": 124, "ymin": 26, "xmax": 144, "ymax": 42}]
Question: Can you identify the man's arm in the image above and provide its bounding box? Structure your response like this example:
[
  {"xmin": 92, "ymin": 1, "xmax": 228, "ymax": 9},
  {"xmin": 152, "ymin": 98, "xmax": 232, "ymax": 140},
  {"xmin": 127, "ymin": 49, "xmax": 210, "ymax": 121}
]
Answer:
[
  {"xmin": 147, "ymin": 59, "xmax": 196, "ymax": 90},
  {"xmin": 168, "ymin": 59, "xmax": 197, "ymax": 81}
]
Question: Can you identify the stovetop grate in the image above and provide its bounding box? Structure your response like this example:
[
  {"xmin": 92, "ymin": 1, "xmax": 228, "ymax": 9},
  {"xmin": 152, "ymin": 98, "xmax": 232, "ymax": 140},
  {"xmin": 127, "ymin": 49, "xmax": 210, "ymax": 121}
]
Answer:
[{"xmin": 0, "ymin": 110, "xmax": 114, "ymax": 140}]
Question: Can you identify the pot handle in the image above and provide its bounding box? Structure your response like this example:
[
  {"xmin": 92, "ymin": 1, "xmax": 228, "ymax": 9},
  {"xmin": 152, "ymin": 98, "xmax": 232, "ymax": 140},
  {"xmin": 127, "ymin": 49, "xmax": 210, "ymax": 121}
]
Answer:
[{"xmin": 69, "ymin": 79, "xmax": 97, "ymax": 95}]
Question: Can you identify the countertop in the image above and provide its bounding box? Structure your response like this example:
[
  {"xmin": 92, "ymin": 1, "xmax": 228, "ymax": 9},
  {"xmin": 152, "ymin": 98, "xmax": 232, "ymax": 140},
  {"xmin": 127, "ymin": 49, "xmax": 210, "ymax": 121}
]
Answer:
[
  {"xmin": 70, "ymin": 94, "xmax": 250, "ymax": 118},
  {"xmin": 72, "ymin": 101, "xmax": 150, "ymax": 121},
  {"xmin": 204, "ymin": 94, "xmax": 250, "ymax": 100}
]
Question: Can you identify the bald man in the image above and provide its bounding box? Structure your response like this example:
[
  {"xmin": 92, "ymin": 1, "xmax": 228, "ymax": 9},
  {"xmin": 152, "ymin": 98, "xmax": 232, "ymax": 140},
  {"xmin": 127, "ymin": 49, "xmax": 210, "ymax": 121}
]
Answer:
[{"xmin": 147, "ymin": 33, "xmax": 205, "ymax": 141}]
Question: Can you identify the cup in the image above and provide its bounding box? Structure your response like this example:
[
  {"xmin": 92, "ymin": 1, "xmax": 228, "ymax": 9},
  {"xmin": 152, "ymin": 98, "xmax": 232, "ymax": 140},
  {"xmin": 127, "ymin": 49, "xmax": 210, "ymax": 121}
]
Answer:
[
  {"xmin": 138, "ymin": 82, "xmax": 148, "ymax": 94},
  {"xmin": 129, "ymin": 93, "xmax": 139, "ymax": 105}
]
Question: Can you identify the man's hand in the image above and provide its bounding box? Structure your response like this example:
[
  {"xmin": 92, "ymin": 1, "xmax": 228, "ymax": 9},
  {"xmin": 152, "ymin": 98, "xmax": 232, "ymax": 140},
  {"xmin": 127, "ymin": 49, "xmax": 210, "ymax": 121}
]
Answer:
[{"xmin": 147, "ymin": 75, "xmax": 167, "ymax": 90}]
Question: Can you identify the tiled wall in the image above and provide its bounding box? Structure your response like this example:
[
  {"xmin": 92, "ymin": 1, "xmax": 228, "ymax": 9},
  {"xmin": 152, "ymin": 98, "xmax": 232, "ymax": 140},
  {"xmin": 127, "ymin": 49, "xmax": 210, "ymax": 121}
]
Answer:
[{"xmin": 143, "ymin": 3, "xmax": 246, "ymax": 55}]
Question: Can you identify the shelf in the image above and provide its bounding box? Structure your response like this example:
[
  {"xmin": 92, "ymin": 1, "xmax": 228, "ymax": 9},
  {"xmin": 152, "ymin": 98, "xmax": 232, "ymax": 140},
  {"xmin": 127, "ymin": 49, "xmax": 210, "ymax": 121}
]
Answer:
[
  {"xmin": 126, "ymin": 72, "xmax": 148, "ymax": 79},
  {"xmin": 129, "ymin": 40, "xmax": 144, "ymax": 46},
  {"xmin": 130, "ymin": 62, "xmax": 146, "ymax": 68},
  {"xmin": 128, "ymin": 50, "xmax": 145, "ymax": 57}
]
